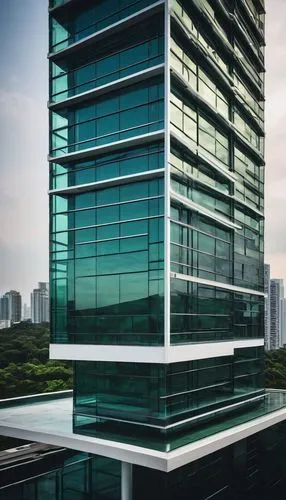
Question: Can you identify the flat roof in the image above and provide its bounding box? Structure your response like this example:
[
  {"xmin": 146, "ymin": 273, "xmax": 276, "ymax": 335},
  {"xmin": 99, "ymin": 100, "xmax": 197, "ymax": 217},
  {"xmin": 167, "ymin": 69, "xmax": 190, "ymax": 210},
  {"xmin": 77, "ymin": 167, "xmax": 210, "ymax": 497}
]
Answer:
[{"xmin": 1, "ymin": 391, "xmax": 286, "ymax": 472}]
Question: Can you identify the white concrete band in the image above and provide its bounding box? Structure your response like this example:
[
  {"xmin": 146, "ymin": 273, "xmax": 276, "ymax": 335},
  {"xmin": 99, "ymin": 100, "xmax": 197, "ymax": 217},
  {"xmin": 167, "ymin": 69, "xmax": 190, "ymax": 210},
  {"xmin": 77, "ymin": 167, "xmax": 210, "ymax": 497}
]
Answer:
[
  {"xmin": 171, "ymin": 272, "xmax": 266, "ymax": 297},
  {"xmin": 50, "ymin": 338, "xmax": 265, "ymax": 364}
]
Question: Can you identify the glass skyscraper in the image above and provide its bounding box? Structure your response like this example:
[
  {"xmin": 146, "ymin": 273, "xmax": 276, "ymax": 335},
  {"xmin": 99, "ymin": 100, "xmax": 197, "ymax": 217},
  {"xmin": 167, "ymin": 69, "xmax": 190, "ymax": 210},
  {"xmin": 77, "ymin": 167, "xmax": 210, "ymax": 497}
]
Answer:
[
  {"xmin": 49, "ymin": 0, "xmax": 265, "ymax": 437},
  {"xmin": 8, "ymin": 0, "xmax": 286, "ymax": 499}
]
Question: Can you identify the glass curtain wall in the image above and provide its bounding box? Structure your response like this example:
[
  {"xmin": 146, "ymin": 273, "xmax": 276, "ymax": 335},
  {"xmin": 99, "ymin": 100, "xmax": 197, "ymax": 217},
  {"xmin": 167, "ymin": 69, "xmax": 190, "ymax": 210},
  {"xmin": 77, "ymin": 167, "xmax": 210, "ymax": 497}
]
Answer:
[
  {"xmin": 51, "ymin": 16, "xmax": 164, "ymax": 103},
  {"xmin": 169, "ymin": 0, "xmax": 265, "ymax": 346},
  {"xmin": 51, "ymin": 178, "xmax": 165, "ymax": 345},
  {"xmin": 49, "ymin": 0, "xmax": 166, "ymax": 347},
  {"xmin": 50, "ymin": 0, "xmax": 159, "ymax": 52},
  {"xmin": 73, "ymin": 347, "xmax": 264, "ymax": 431},
  {"xmin": 49, "ymin": 0, "xmax": 266, "ymax": 437}
]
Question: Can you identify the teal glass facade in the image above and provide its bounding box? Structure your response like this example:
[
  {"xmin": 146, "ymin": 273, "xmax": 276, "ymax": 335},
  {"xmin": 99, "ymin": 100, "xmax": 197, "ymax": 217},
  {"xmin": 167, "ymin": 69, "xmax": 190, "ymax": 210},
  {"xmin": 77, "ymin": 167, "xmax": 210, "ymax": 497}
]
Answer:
[
  {"xmin": 51, "ymin": 16, "xmax": 164, "ymax": 103},
  {"xmin": 49, "ymin": 0, "xmax": 265, "ymax": 435},
  {"xmin": 50, "ymin": 0, "xmax": 166, "ymax": 350},
  {"xmin": 51, "ymin": 77, "xmax": 164, "ymax": 157},
  {"xmin": 50, "ymin": 143, "xmax": 164, "ymax": 190},
  {"xmin": 1, "ymin": 450, "xmax": 121, "ymax": 500},
  {"xmin": 50, "ymin": 0, "xmax": 159, "ymax": 53},
  {"xmin": 51, "ymin": 177, "xmax": 164, "ymax": 345},
  {"xmin": 73, "ymin": 347, "xmax": 264, "ymax": 430}
]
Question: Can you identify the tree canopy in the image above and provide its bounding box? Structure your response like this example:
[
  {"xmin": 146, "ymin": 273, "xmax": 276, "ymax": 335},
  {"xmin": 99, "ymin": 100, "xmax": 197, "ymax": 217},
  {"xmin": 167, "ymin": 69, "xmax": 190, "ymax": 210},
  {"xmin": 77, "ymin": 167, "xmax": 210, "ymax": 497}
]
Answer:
[
  {"xmin": 0, "ymin": 322, "xmax": 72, "ymax": 399},
  {"xmin": 265, "ymin": 348, "xmax": 286, "ymax": 389}
]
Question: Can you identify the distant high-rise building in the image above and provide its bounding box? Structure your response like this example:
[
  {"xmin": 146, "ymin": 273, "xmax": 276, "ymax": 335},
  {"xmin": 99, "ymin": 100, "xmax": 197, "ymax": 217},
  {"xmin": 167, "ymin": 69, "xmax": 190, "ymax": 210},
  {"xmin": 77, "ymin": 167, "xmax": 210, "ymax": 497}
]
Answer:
[
  {"xmin": 31, "ymin": 283, "xmax": 49, "ymax": 324},
  {"xmin": 0, "ymin": 294, "xmax": 9, "ymax": 321},
  {"xmin": 270, "ymin": 279, "xmax": 283, "ymax": 350},
  {"xmin": 282, "ymin": 297, "xmax": 286, "ymax": 347},
  {"xmin": 39, "ymin": 282, "xmax": 49, "ymax": 293},
  {"xmin": 8, "ymin": 291, "xmax": 22, "ymax": 323},
  {"xmin": 264, "ymin": 264, "xmax": 271, "ymax": 350},
  {"xmin": 23, "ymin": 303, "xmax": 31, "ymax": 321},
  {"xmin": 0, "ymin": 291, "xmax": 22, "ymax": 323},
  {"xmin": 279, "ymin": 280, "xmax": 285, "ymax": 346}
]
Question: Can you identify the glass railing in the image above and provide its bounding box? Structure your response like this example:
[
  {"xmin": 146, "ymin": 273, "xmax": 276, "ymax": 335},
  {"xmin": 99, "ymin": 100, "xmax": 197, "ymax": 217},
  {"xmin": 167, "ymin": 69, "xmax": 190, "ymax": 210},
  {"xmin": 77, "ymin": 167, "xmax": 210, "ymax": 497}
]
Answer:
[
  {"xmin": 51, "ymin": 35, "xmax": 164, "ymax": 102},
  {"xmin": 2, "ymin": 390, "xmax": 286, "ymax": 455},
  {"xmin": 74, "ymin": 391, "xmax": 286, "ymax": 452}
]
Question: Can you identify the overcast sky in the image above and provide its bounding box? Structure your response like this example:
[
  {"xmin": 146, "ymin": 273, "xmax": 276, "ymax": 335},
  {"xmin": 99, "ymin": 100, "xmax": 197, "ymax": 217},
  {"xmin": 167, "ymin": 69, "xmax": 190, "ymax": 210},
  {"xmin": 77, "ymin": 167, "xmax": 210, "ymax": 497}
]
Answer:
[
  {"xmin": 264, "ymin": 0, "xmax": 286, "ymax": 281},
  {"xmin": 0, "ymin": 0, "xmax": 284, "ymax": 302}
]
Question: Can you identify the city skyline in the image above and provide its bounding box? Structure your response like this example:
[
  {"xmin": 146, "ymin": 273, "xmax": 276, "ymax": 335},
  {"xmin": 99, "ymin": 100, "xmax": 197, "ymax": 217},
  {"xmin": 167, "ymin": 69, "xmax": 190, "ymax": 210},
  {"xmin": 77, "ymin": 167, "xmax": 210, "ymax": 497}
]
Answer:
[
  {"xmin": 0, "ymin": 0, "xmax": 285, "ymax": 302},
  {"xmin": 0, "ymin": 281, "xmax": 49, "ymax": 321}
]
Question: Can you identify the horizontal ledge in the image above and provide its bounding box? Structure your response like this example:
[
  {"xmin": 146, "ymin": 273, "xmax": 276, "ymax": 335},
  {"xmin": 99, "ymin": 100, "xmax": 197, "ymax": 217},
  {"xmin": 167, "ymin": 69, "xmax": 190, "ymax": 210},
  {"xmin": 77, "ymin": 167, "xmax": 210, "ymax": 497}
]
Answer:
[
  {"xmin": 171, "ymin": 272, "xmax": 266, "ymax": 297},
  {"xmin": 193, "ymin": 0, "xmax": 262, "ymax": 78},
  {"xmin": 167, "ymin": 339, "xmax": 264, "ymax": 363},
  {"xmin": 170, "ymin": 130, "xmax": 237, "ymax": 183},
  {"xmin": 49, "ymin": 1, "xmax": 164, "ymax": 61},
  {"xmin": 171, "ymin": 10, "xmax": 264, "ymax": 103},
  {"xmin": 76, "ymin": 392, "xmax": 264, "ymax": 432},
  {"xmin": 170, "ymin": 190, "xmax": 241, "ymax": 230},
  {"xmin": 50, "ymin": 339, "xmax": 265, "ymax": 364},
  {"xmin": 49, "ymin": 64, "xmax": 164, "ymax": 110},
  {"xmin": 49, "ymin": 0, "xmax": 73, "ymax": 13},
  {"xmin": 233, "ymin": 18, "xmax": 265, "ymax": 72},
  {"xmin": 48, "ymin": 130, "xmax": 165, "ymax": 164},
  {"xmin": 171, "ymin": 68, "xmax": 234, "ymax": 131},
  {"xmin": 171, "ymin": 67, "xmax": 264, "ymax": 139},
  {"xmin": 233, "ymin": 90, "xmax": 264, "ymax": 134},
  {"xmin": 170, "ymin": 11, "xmax": 234, "ymax": 89},
  {"xmin": 234, "ymin": 197, "xmax": 264, "ymax": 218},
  {"xmin": 236, "ymin": 1, "xmax": 265, "ymax": 40},
  {"xmin": 49, "ymin": 0, "xmax": 81, "ymax": 14},
  {"xmin": 234, "ymin": 58, "xmax": 264, "ymax": 105},
  {"xmin": 213, "ymin": 0, "xmax": 230, "ymax": 20},
  {"xmin": 50, "ymin": 344, "xmax": 166, "ymax": 363},
  {"xmin": 171, "ymin": 69, "xmax": 264, "ymax": 165},
  {"xmin": 49, "ymin": 168, "xmax": 165, "ymax": 195},
  {"xmin": 167, "ymin": 398, "xmax": 286, "ymax": 471},
  {"xmin": 234, "ymin": 127, "xmax": 265, "ymax": 165},
  {"xmin": 170, "ymin": 137, "xmax": 264, "ymax": 219},
  {"xmin": 0, "ymin": 390, "xmax": 72, "ymax": 408},
  {"xmin": 165, "ymin": 393, "xmax": 265, "ymax": 430},
  {"xmin": 170, "ymin": 165, "xmax": 264, "ymax": 218}
]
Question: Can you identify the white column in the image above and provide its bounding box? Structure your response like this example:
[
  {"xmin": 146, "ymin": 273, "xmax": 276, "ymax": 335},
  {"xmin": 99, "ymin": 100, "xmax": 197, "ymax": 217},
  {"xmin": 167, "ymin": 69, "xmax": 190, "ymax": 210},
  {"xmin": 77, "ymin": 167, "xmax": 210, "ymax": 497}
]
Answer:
[
  {"xmin": 121, "ymin": 461, "xmax": 133, "ymax": 500},
  {"xmin": 164, "ymin": 0, "xmax": 171, "ymax": 354}
]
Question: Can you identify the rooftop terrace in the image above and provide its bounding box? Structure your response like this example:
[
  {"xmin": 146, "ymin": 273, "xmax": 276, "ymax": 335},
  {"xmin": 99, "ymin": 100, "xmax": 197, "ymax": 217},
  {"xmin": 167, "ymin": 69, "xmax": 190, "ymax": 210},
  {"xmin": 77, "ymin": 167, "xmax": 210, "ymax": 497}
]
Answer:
[{"xmin": 0, "ymin": 390, "xmax": 286, "ymax": 472}]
